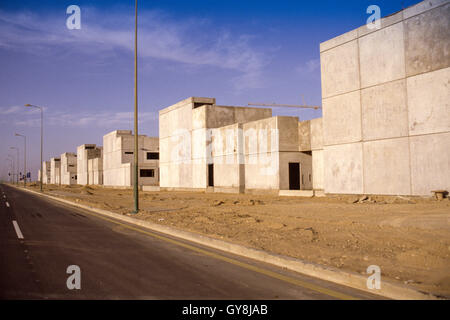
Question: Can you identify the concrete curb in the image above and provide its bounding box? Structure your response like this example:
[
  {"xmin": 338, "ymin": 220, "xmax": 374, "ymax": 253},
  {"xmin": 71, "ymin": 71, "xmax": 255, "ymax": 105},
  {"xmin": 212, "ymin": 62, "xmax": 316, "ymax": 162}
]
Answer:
[{"xmin": 14, "ymin": 185, "xmax": 439, "ymax": 300}]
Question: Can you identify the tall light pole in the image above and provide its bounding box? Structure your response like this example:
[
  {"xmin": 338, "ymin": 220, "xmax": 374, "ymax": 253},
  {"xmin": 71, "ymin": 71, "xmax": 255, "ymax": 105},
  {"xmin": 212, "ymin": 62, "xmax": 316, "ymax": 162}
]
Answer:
[
  {"xmin": 10, "ymin": 147, "xmax": 19, "ymax": 184},
  {"xmin": 6, "ymin": 158, "xmax": 14, "ymax": 183},
  {"xmin": 132, "ymin": 0, "xmax": 139, "ymax": 213},
  {"xmin": 15, "ymin": 133, "xmax": 27, "ymax": 187},
  {"xmin": 25, "ymin": 104, "xmax": 43, "ymax": 192},
  {"xmin": 7, "ymin": 155, "xmax": 15, "ymax": 184}
]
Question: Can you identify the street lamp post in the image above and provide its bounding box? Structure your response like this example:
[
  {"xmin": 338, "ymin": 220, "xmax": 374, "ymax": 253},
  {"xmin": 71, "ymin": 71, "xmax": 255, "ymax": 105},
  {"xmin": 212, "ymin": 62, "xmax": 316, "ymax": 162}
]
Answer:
[
  {"xmin": 7, "ymin": 155, "xmax": 15, "ymax": 184},
  {"xmin": 132, "ymin": 0, "xmax": 139, "ymax": 214},
  {"xmin": 25, "ymin": 104, "xmax": 43, "ymax": 192},
  {"xmin": 10, "ymin": 147, "xmax": 19, "ymax": 184},
  {"xmin": 6, "ymin": 158, "xmax": 13, "ymax": 183},
  {"xmin": 15, "ymin": 133, "xmax": 27, "ymax": 187}
]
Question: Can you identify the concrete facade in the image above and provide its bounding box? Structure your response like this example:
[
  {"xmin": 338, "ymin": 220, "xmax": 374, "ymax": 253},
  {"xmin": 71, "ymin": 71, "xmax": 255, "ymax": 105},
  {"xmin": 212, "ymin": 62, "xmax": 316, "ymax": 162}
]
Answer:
[
  {"xmin": 299, "ymin": 118, "xmax": 324, "ymax": 191},
  {"xmin": 159, "ymin": 97, "xmax": 272, "ymax": 191},
  {"xmin": 243, "ymin": 116, "xmax": 312, "ymax": 193},
  {"xmin": 211, "ymin": 123, "xmax": 245, "ymax": 193},
  {"xmin": 50, "ymin": 157, "xmax": 61, "ymax": 185},
  {"xmin": 60, "ymin": 152, "xmax": 78, "ymax": 185},
  {"xmin": 77, "ymin": 144, "xmax": 103, "ymax": 185},
  {"xmin": 42, "ymin": 161, "xmax": 51, "ymax": 184},
  {"xmin": 320, "ymin": 0, "xmax": 450, "ymax": 196},
  {"xmin": 103, "ymin": 130, "xmax": 159, "ymax": 187},
  {"xmin": 160, "ymin": 97, "xmax": 314, "ymax": 193},
  {"xmin": 88, "ymin": 156, "xmax": 103, "ymax": 185}
]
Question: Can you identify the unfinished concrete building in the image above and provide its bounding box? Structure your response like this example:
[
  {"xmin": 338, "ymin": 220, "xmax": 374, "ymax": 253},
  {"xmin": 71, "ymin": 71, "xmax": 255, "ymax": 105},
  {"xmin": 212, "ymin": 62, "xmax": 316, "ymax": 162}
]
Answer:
[
  {"xmin": 160, "ymin": 97, "xmax": 269, "ymax": 191},
  {"xmin": 77, "ymin": 144, "xmax": 103, "ymax": 185},
  {"xmin": 298, "ymin": 118, "xmax": 324, "ymax": 195},
  {"xmin": 60, "ymin": 152, "xmax": 77, "ymax": 185},
  {"xmin": 50, "ymin": 157, "xmax": 61, "ymax": 185},
  {"xmin": 88, "ymin": 155, "xmax": 103, "ymax": 185},
  {"xmin": 103, "ymin": 130, "xmax": 159, "ymax": 187},
  {"xmin": 160, "ymin": 97, "xmax": 314, "ymax": 194},
  {"xmin": 319, "ymin": 0, "xmax": 449, "ymax": 196},
  {"xmin": 42, "ymin": 161, "xmax": 51, "ymax": 184}
]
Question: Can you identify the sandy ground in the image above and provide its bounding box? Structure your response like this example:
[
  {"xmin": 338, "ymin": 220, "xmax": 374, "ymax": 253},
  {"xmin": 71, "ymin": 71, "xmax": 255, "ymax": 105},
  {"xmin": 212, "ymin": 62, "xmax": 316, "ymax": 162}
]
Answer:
[{"xmin": 27, "ymin": 183, "xmax": 450, "ymax": 298}]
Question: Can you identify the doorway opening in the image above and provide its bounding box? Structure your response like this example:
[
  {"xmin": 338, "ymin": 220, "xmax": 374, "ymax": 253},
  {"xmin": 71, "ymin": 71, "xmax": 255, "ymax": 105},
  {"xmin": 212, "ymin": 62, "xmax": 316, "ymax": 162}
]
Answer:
[
  {"xmin": 208, "ymin": 164, "xmax": 214, "ymax": 187},
  {"xmin": 289, "ymin": 162, "xmax": 300, "ymax": 190}
]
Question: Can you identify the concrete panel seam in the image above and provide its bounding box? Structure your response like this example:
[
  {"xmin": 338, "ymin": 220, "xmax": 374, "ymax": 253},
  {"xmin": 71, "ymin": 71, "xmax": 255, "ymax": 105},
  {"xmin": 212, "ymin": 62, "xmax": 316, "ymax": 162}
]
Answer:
[
  {"xmin": 403, "ymin": 19, "xmax": 414, "ymax": 196},
  {"xmin": 322, "ymin": 64, "xmax": 449, "ymax": 102},
  {"xmin": 324, "ymin": 130, "xmax": 450, "ymax": 147},
  {"xmin": 357, "ymin": 35, "xmax": 365, "ymax": 194}
]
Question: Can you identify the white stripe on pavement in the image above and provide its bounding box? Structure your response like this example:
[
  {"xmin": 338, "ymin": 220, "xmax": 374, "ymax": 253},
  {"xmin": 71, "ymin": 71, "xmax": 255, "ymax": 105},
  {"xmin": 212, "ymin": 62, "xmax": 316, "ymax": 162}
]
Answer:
[
  {"xmin": 5, "ymin": 201, "xmax": 10, "ymax": 207},
  {"xmin": 12, "ymin": 221, "xmax": 24, "ymax": 239}
]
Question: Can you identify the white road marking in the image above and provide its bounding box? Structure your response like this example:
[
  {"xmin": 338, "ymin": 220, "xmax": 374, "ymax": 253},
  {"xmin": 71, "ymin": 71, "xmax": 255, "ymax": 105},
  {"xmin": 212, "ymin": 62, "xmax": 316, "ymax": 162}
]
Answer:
[
  {"xmin": 6, "ymin": 201, "xmax": 10, "ymax": 207},
  {"xmin": 12, "ymin": 221, "xmax": 24, "ymax": 239}
]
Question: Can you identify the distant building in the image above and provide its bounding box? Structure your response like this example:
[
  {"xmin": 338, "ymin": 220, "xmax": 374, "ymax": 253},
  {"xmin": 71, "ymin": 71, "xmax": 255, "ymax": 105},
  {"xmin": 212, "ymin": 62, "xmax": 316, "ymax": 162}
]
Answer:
[
  {"xmin": 159, "ymin": 97, "xmax": 315, "ymax": 194},
  {"xmin": 88, "ymin": 154, "xmax": 103, "ymax": 185},
  {"xmin": 60, "ymin": 152, "xmax": 77, "ymax": 185},
  {"xmin": 42, "ymin": 161, "xmax": 51, "ymax": 184},
  {"xmin": 50, "ymin": 157, "xmax": 61, "ymax": 185},
  {"xmin": 77, "ymin": 144, "xmax": 103, "ymax": 185},
  {"xmin": 103, "ymin": 130, "xmax": 159, "ymax": 187}
]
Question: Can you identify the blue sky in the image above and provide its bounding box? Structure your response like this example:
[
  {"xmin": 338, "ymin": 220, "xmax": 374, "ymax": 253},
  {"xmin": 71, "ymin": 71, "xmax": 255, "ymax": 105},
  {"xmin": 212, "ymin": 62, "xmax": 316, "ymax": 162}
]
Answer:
[{"xmin": 0, "ymin": 0, "xmax": 422, "ymax": 180}]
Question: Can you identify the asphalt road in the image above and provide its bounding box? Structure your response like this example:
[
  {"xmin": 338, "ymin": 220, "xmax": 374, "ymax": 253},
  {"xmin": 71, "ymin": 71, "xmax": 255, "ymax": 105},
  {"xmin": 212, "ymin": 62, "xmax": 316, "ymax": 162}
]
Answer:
[{"xmin": 0, "ymin": 183, "xmax": 381, "ymax": 300}]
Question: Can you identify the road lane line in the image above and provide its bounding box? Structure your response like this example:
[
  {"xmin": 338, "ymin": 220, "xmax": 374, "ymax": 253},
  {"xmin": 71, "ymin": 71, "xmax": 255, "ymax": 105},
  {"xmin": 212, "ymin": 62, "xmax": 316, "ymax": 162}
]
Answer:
[
  {"xmin": 6, "ymin": 201, "xmax": 10, "ymax": 207},
  {"xmin": 12, "ymin": 220, "xmax": 24, "ymax": 239}
]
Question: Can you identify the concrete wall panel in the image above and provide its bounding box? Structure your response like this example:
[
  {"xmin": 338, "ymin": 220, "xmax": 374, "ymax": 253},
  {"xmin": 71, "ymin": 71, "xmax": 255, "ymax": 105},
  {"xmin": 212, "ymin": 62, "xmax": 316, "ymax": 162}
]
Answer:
[
  {"xmin": 233, "ymin": 107, "xmax": 272, "ymax": 124},
  {"xmin": 407, "ymin": 67, "xmax": 450, "ymax": 135},
  {"xmin": 323, "ymin": 91, "xmax": 362, "ymax": 146},
  {"xmin": 310, "ymin": 118, "xmax": 323, "ymax": 151},
  {"xmin": 192, "ymin": 105, "xmax": 207, "ymax": 130},
  {"xmin": 243, "ymin": 117, "xmax": 278, "ymax": 155},
  {"xmin": 404, "ymin": 4, "xmax": 450, "ymax": 77},
  {"xmin": 410, "ymin": 132, "xmax": 450, "ymax": 195},
  {"xmin": 362, "ymin": 79, "xmax": 408, "ymax": 141},
  {"xmin": 324, "ymin": 143, "xmax": 363, "ymax": 194},
  {"xmin": 363, "ymin": 138, "xmax": 411, "ymax": 195},
  {"xmin": 312, "ymin": 150, "xmax": 324, "ymax": 190},
  {"xmin": 277, "ymin": 117, "xmax": 300, "ymax": 152},
  {"xmin": 320, "ymin": 40, "xmax": 360, "ymax": 98},
  {"xmin": 244, "ymin": 153, "xmax": 279, "ymax": 190},
  {"xmin": 359, "ymin": 22, "xmax": 405, "ymax": 88},
  {"xmin": 298, "ymin": 120, "xmax": 311, "ymax": 151}
]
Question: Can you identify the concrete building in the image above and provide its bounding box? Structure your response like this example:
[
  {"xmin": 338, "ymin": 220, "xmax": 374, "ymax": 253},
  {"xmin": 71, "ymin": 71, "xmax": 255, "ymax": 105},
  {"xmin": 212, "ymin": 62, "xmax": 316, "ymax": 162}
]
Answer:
[
  {"xmin": 242, "ymin": 116, "xmax": 312, "ymax": 194},
  {"xmin": 103, "ymin": 130, "xmax": 159, "ymax": 187},
  {"xmin": 88, "ymin": 155, "xmax": 103, "ymax": 185},
  {"xmin": 160, "ymin": 97, "xmax": 271, "ymax": 191},
  {"xmin": 298, "ymin": 118, "xmax": 324, "ymax": 193},
  {"xmin": 60, "ymin": 152, "xmax": 77, "ymax": 185},
  {"xmin": 319, "ymin": 0, "xmax": 449, "ymax": 196},
  {"xmin": 160, "ymin": 97, "xmax": 313, "ymax": 194},
  {"xmin": 42, "ymin": 161, "xmax": 51, "ymax": 184},
  {"xmin": 50, "ymin": 157, "xmax": 61, "ymax": 185},
  {"xmin": 77, "ymin": 144, "xmax": 103, "ymax": 185}
]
